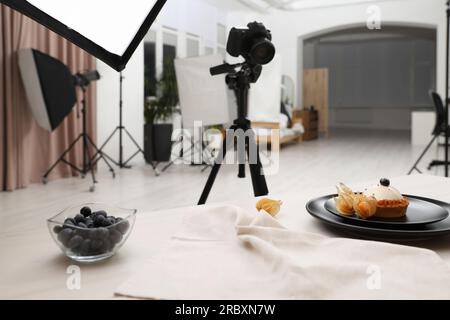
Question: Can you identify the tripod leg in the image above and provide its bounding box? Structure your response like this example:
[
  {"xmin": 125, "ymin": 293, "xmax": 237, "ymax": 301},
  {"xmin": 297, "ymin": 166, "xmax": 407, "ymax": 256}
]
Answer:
[
  {"xmin": 87, "ymin": 135, "xmax": 116, "ymax": 178},
  {"xmin": 84, "ymin": 135, "xmax": 97, "ymax": 191},
  {"xmin": 247, "ymin": 135, "xmax": 269, "ymax": 197},
  {"xmin": 408, "ymin": 135, "xmax": 438, "ymax": 175},
  {"xmin": 96, "ymin": 127, "xmax": 119, "ymax": 156},
  {"xmin": 43, "ymin": 134, "xmax": 83, "ymax": 180},
  {"xmin": 124, "ymin": 128, "xmax": 144, "ymax": 152},
  {"xmin": 162, "ymin": 138, "xmax": 191, "ymax": 172},
  {"xmin": 120, "ymin": 128, "xmax": 145, "ymax": 168},
  {"xmin": 198, "ymin": 135, "xmax": 229, "ymax": 205}
]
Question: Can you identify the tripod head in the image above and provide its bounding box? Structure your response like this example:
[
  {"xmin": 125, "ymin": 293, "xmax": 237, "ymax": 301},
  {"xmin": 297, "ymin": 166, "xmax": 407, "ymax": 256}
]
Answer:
[
  {"xmin": 210, "ymin": 61, "xmax": 263, "ymax": 86},
  {"xmin": 210, "ymin": 62, "xmax": 263, "ymax": 119}
]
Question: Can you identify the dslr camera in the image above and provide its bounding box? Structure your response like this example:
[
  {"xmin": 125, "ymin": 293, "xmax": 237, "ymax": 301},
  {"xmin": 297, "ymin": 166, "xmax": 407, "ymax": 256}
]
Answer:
[{"xmin": 226, "ymin": 22, "xmax": 275, "ymax": 65}]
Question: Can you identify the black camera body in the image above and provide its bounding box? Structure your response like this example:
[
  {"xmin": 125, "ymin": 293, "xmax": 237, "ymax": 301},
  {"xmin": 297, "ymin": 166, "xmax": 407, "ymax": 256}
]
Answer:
[{"xmin": 227, "ymin": 22, "xmax": 275, "ymax": 65}]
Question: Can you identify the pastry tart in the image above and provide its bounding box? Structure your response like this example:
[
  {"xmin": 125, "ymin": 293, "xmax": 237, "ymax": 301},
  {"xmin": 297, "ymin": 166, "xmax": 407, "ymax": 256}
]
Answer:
[
  {"xmin": 335, "ymin": 178, "xmax": 409, "ymax": 219},
  {"xmin": 363, "ymin": 178, "xmax": 409, "ymax": 218}
]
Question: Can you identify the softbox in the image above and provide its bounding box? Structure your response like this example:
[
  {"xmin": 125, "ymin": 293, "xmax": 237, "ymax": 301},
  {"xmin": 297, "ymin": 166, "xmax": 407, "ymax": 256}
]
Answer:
[
  {"xmin": 1, "ymin": 0, "xmax": 167, "ymax": 71},
  {"xmin": 18, "ymin": 48, "xmax": 77, "ymax": 132}
]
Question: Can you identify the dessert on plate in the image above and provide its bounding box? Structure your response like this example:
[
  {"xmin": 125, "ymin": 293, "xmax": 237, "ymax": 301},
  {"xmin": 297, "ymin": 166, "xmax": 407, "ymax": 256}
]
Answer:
[{"xmin": 335, "ymin": 178, "xmax": 409, "ymax": 219}]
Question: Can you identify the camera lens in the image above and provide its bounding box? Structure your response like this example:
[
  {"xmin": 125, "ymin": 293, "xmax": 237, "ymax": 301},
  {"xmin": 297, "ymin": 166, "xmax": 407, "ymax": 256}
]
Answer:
[{"xmin": 250, "ymin": 39, "xmax": 275, "ymax": 65}]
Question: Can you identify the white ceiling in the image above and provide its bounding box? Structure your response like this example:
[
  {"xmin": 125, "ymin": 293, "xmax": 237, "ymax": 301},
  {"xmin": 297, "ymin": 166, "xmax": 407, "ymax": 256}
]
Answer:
[{"xmin": 238, "ymin": 0, "xmax": 397, "ymax": 11}]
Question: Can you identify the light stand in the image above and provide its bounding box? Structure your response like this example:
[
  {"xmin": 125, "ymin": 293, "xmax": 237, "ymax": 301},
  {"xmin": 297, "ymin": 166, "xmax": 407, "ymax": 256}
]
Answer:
[
  {"xmin": 42, "ymin": 84, "xmax": 116, "ymax": 192},
  {"xmin": 198, "ymin": 62, "xmax": 269, "ymax": 205},
  {"xmin": 97, "ymin": 72, "xmax": 159, "ymax": 174}
]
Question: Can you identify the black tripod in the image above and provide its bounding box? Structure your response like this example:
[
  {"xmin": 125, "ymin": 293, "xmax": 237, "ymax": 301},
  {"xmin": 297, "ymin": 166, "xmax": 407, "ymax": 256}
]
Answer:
[
  {"xmin": 97, "ymin": 73, "xmax": 158, "ymax": 173},
  {"xmin": 42, "ymin": 86, "xmax": 116, "ymax": 192},
  {"xmin": 198, "ymin": 63, "xmax": 269, "ymax": 205}
]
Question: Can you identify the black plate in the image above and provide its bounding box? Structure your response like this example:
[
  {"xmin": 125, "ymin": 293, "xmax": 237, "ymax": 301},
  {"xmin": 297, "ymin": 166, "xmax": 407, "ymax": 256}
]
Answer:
[
  {"xmin": 306, "ymin": 194, "xmax": 450, "ymax": 240},
  {"xmin": 324, "ymin": 195, "xmax": 449, "ymax": 226}
]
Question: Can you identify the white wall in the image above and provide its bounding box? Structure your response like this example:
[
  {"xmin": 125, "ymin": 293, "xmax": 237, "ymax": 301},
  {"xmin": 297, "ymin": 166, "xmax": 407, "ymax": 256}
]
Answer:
[
  {"xmin": 97, "ymin": 0, "xmax": 444, "ymax": 147},
  {"xmin": 261, "ymin": 0, "xmax": 446, "ymax": 107},
  {"xmin": 96, "ymin": 0, "xmax": 250, "ymax": 165}
]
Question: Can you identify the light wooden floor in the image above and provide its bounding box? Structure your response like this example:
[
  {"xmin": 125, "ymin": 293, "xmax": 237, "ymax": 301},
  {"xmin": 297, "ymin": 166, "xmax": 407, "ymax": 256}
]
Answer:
[{"xmin": 0, "ymin": 128, "xmax": 446, "ymax": 229}]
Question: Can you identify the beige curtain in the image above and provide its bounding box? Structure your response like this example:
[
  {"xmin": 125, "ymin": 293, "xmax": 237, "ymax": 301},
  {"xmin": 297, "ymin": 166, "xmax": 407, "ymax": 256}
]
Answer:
[{"xmin": 0, "ymin": 5, "xmax": 97, "ymax": 191}]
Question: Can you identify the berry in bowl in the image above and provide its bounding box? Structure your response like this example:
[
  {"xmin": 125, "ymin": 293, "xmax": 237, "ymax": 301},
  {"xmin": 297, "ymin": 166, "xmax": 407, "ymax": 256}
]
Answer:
[{"xmin": 47, "ymin": 204, "xmax": 136, "ymax": 263}]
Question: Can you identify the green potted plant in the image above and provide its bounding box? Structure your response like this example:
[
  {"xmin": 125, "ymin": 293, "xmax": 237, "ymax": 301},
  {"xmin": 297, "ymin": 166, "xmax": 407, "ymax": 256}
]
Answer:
[{"xmin": 144, "ymin": 59, "xmax": 179, "ymax": 163}]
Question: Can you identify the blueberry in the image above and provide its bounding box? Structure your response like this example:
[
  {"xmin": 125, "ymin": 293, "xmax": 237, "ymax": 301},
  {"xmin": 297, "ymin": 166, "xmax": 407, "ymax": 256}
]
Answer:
[
  {"xmin": 67, "ymin": 235, "xmax": 83, "ymax": 249},
  {"xmin": 86, "ymin": 220, "xmax": 94, "ymax": 228},
  {"xmin": 107, "ymin": 217, "xmax": 116, "ymax": 225},
  {"xmin": 63, "ymin": 222, "xmax": 75, "ymax": 230},
  {"xmin": 93, "ymin": 215, "xmax": 106, "ymax": 227},
  {"xmin": 116, "ymin": 220, "xmax": 130, "ymax": 234},
  {"xmin": 57, "ymin": 228, "xmax": 73, "ymax": 246},
  {"xmin": 380, "ymin": 178, "xmax": 390, "ymax": 187},
  {"xmin": 92, "ymin": 227, "xmax": 109, "ymax": 239},
  {"xmin": 64, "ymin": 218, "xmax": 76, "ymax": 225},
  {"xmin": 74, "ymin": 227, "xmax": 90, "ymax": 239},
  {"xmin": 74, "ymin": 214, "xmax": 85, "ymax": 224},
  {"xmin": 94, "ymin": 210, "xmax": 107, "ymax": 218},
  {"xmin": 101, "ymin": 219, "xmax": 112, "ymax": 227},
  {"xmin": 80, "ymin": 206, "xmax": 92, "ymax": 217},
  {"xmin": 91, "ymin": 239, "xmax": 103, "ymax": 251},
  {"xmin": 77, "ymin": 222, "xmax": 88, "ymax": 229},
  {"xmin": 99, "ymin": 238, "xmax": 112, "ymax": 253},
  {"xmin": 109, "ymin": 229, "xmax": 123, "ymax": 245},
  {"xmin": 53, "ymin": 225, "xmax": 63, "ymax": 234},
  {"xmin": 79, "ymin": 239, "xmax": 92, "ymax": 256}
]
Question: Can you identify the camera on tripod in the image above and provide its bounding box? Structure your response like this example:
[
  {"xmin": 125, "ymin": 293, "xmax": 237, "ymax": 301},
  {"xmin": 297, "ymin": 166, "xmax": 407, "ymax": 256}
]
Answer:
[{"xmin": 199, "ymin": 22, "xmax": 275, "ymax": 205}]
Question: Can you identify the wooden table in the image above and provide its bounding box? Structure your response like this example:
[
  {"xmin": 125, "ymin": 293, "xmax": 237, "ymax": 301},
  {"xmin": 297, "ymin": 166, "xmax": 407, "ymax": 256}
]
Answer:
[{"xmin": 1, "ymin": 175, "xmax": 450, "ymax": 299}]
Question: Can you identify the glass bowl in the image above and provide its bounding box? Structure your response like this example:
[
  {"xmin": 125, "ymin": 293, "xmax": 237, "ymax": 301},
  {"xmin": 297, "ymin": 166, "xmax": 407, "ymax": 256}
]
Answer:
[{"xmin": 47, "ymin": 203, "xmax": 136, "ymax": 263}]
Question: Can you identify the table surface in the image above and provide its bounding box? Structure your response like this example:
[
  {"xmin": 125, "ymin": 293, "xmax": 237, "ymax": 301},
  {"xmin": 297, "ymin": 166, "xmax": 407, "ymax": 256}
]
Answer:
[{"xmin": 1, "ymin": 174, "xmax": 450, "ymax": 299}]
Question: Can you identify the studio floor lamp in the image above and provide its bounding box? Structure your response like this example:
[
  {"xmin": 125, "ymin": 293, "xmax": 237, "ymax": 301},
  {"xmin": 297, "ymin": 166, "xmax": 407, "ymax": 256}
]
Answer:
[{"xmin": 96, "ymin": 73, "xmax": 158, "ymax": 174}]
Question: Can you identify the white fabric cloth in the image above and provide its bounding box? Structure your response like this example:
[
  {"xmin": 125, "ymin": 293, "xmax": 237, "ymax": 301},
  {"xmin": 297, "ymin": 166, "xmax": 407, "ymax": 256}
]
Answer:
[{"xmin": 115, "ymin": 205, "xmax": 450, "ymax": 300}]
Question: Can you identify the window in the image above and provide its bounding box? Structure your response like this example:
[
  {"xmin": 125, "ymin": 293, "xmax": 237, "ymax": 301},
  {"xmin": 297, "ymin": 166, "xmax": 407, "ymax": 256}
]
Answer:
[
  {"xmin": 163, "ymin": 31, "xmax": 178, "ymax": 72},
  {"xmin": 217, "ymin": 24, "xmax": 227, "ymax": 59},
  {"xmin": 144, "ymin": 30, "xmax": 156, "ymax": 97},
  {"xmin": 186, "ymin": 37, "xmax": 200, "ymax": 57}
]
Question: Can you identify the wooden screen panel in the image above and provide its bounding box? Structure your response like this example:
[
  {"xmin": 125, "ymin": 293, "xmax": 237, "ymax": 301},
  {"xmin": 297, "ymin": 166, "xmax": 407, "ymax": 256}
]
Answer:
[{"xmin": 303, "ymin": 68, "xmax": 329, "ymax": 136}]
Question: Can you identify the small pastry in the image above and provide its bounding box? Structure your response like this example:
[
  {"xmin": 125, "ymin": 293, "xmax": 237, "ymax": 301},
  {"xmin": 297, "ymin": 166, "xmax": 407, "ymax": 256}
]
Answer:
[
  {"xmin": 256, "ymin": 198, "xmax": 282, "ymax": 217},
  {"xmin": 334, "ymin": 183, "xmax": 355, "ymax": 216},
  {"xmin": 363, "ymin": 178, "xmax": 409, "ymax": 218}
]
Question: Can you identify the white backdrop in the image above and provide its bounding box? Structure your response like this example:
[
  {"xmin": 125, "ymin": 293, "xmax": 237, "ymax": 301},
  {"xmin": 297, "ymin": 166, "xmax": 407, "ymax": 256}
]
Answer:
[
  {"xmin": 248, "ymin": 55, "xmax": 282, "ymax": 121},
  {"xmin": 175, "ymin": 54, "xmax": 231, "ymax": 128}
]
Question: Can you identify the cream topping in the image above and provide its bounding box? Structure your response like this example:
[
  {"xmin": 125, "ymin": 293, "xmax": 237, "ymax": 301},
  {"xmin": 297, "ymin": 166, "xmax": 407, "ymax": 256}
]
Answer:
[{"xmin": 363, "ymin": 185, "xmax": 403, "ymax": 200}]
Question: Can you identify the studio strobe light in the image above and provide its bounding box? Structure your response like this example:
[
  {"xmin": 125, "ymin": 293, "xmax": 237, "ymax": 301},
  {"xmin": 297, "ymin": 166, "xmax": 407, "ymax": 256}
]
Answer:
[
  {"xmin": 18, "ymin": 49, "xmax": 77, "ymax": 132},
  {"xmin": 18, "ymin": 49, "xmax": 116, "ymax": 192},
  {"xmin": 198, "ymin": 22, "xmax": 275, "ymax": 205}
]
